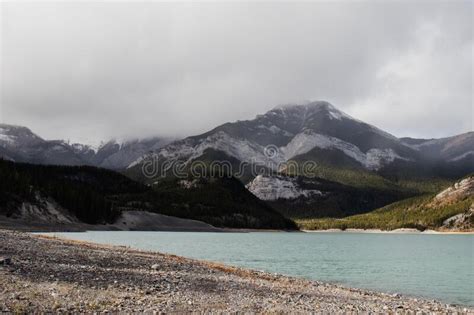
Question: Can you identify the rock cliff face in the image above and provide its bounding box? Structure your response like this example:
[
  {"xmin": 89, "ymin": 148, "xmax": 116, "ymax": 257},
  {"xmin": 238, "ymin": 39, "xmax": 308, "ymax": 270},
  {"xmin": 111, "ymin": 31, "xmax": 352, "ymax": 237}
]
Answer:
[
  {"xmin": 246, "ymin": 175, "xmax": 323, "ymax": 201},
  {"xmin": 442, "ymin": 208, "xmax": 473, "ymax": 230},
  {"xmin": 434, "ymin": 176, "xmax": 474, "ymax": 206},
  {"xmin": 435, "ymin": 176, "xmax": 474, "ymax": 230},
  {"xmin": 4, "ymin": 193, "xmax": 79, "ymax": 225}
]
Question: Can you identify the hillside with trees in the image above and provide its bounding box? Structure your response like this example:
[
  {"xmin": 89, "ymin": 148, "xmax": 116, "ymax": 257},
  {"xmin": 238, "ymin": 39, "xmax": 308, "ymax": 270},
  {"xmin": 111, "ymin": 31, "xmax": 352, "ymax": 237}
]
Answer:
[
  {"xmin": 297, "ymin": 176, "xmax": 473, "ymax": 231},
  {"xmin": 0, "ymin": 159, "xmax": 296, "ymax": 230}
]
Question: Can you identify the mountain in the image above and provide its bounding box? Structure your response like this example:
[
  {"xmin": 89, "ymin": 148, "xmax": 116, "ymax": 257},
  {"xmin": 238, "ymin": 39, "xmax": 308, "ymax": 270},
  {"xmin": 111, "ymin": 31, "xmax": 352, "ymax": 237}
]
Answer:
[
  {"xmin": 3, "ymin": 102, "xmax": 473, "ymax": 223},
  {"xmin": 126, "ymin": 101, "xmax": 473, "ymax": 186},
  {"xmin": 0, "ymin": 124, "xmax": 86, "ymax": 166},
  {"xmin": 127, "ymin": 101, "xmax": 421, "ymax": 177},
  {"xmin": 377, "ymin": 133, "xmax": 474, "ymax": 181},
  {"xmin": 85, "ymin": 138, "xmax": 173, "ymax": 169},
  {"xmin": 128, "ymin": 101, "xmax": 474, "ymax": 182},
  {"xmin": 0, "ymin": 124, "xmax": 172, "ymax": 169},
  {"xmin": 401, "ymin": 132, "xmax": 474, "ymax": 163},
  {"xmin": 0, "ymin": 159, "xmax": 296, "ymax": 230},
  {"xmin": 124, "ymin": 101, "xmax": 473, "ymax": 219},
  {"xmin": 298, "ymin": 175, "xmax": 474, "ymax": 231}
]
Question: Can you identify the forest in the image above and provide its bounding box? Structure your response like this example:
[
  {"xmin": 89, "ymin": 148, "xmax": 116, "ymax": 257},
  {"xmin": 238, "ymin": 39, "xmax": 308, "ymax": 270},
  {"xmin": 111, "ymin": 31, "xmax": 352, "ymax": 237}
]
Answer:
[{"xmin": 0, "ymin": 159, "xmax": 296, "ymax": 229}]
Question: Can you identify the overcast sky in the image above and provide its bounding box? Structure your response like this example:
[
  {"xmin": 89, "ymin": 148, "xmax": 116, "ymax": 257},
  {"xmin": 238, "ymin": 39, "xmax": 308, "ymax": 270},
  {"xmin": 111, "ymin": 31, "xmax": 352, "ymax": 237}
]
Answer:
[{"xmin": 1, "ymin": 1, "xmax": 472, "ymax": 144}]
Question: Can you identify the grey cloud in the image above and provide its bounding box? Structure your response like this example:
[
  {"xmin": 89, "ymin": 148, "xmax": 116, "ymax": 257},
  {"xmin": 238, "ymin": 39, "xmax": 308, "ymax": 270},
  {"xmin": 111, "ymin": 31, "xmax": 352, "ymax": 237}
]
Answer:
[{"xmin": 1, "ymin": 1, "xmax": 472, "ymax": 143}]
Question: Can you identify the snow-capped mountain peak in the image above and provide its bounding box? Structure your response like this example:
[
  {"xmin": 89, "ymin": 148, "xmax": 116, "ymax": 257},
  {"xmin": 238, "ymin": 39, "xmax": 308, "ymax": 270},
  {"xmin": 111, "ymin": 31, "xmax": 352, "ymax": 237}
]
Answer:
[
  {"xmin": 0, "ymin": 124, "xmax": 44, "ymax": 148},
  {"xmin": 126, "ymin": 101, "xmax": 420, "ymax": 172},
  {"xmin": 0, "ymin": 123, "xmax": 172, "ymax": 169},
  {"xmin": 2, "ymin": 101, "xmax": 472, "ymax": 177},
  {"xmin": 272, "ymin": 101, "xmax": 351, "ymax": 121}
]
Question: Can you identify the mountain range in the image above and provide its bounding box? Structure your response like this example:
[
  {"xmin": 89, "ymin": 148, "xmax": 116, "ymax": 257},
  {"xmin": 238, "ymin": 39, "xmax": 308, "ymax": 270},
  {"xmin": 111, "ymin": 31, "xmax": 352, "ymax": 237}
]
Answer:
[
  {"xmin": 0, "ymin": 124, "xmax": 172, "ymax": 169},
  {"xmin": 125, "ymin": 101, "xmax": 472, "ymax": 178},
  {"xmin": 123, "ymin": 101, "xmax": 472, "ymax": 219},
  {"xmin": 2, "ymin": 101, "xmax": 472, "ymax": 175},
  {"xmin": 1, "ymin": 101, "xmax": 473, "ymax": 222}
]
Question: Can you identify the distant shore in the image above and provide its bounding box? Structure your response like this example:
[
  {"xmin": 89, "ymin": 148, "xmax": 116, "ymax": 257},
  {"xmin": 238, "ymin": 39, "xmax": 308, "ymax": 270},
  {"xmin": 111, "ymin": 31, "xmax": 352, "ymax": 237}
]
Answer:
[
  {"xmin": 0, "ymin": 229, "xmax": 471, "ymax": 313},
  {"xmin": 302, "ymin": 228, "xmax": 474, "ymax": 234},
  {"xmin": 2, "ymin": 213, "xmax": 473, "ymax": 234}
]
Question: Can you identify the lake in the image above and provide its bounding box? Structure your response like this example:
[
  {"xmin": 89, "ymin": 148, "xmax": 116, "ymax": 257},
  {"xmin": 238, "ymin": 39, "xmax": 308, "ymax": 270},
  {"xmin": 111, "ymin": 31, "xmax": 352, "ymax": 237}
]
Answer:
[{"xmin": 43, "ymin": 231, "xmax": 474, "ymax": 306}]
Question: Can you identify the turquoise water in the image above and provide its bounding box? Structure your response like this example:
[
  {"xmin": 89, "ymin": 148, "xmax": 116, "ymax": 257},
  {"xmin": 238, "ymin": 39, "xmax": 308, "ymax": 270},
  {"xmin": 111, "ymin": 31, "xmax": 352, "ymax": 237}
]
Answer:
[{"xmin": 45, "ymin": 231, "xmax": 474, "ymax": 306}]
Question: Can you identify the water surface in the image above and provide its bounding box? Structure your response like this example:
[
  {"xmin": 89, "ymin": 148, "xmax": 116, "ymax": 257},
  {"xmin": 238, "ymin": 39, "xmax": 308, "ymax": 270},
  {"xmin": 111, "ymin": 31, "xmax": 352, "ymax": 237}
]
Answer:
[{"xmin": 44, "ymin": 231, "xmax": 474, "ymax": 306}]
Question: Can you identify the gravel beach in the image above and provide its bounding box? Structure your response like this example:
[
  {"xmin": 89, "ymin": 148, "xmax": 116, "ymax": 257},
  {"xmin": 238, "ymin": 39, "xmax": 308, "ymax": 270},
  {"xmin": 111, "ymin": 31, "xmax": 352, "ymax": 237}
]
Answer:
[{"xmin": 0, "ymin": 229, "xmax": 471, "ymax": 313}]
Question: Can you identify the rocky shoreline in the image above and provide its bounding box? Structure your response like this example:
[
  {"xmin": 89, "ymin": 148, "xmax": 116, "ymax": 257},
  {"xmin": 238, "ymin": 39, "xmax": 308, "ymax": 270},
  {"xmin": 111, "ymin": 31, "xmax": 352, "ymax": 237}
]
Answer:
[{"xmin": 0, "ymin": 229, "xmax": 471, "ymax": 313}]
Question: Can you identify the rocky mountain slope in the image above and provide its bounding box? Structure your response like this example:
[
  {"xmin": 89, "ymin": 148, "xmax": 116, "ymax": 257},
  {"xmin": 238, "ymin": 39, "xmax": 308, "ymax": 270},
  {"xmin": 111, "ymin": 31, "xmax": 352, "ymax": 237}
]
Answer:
[
  {"xmin": 2, "ymin": 102, "xmax": 472, "ymax": 178},
  {"xmin": 246, "ymin": 174, "xmax": 415, "ymax": 218},
  {"xmin": 128, "ymin": 102, "xmax": 422, "ymax": 175},
  {"xmin": 2, "ymin": 102, "xmax": 472, "ymax": 223},
  {"xmin": 401, "ymin": 132, "xmax": 474, "ymax": 162},
  {"xmin": 298, "ymin": 175, "xmax": 474, "ymax": 231},
  {"xmin": 246, "ymin": 175, "xmax": 324, "ymax": 201},
  {"xmin": 0, "ymin": 125, "xmax": 85, "ymax": 165},
  {"xmin": 87, "ymin": 138, "xmax": 173, "ymax": 169},
  {"xmin": 123, "ymin": 101, "xmax": 472, "ymax": 219},
  {"xmin": 127, "ymin": 101, "xmax": 473, "ymax": 183},
  {"xmin": 0, "ymin": 124, "xmax": 172, "ymax": 169}
]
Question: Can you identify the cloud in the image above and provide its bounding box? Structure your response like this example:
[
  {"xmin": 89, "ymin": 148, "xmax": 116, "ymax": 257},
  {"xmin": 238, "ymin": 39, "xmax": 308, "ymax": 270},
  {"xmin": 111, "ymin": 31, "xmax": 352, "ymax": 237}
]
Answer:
[
  {"xmin": 1, "ymin": 1, "xmax": 472, "ymax": 143},
  {"xmin": 348, "ymin": 6, "xmax": 473, "ymax": 138}
]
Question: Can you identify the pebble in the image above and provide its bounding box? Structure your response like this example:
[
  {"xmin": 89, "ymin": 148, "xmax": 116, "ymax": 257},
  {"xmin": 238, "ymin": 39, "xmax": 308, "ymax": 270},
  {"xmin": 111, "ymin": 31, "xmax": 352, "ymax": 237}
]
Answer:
[{"xmin": 0, "ymin": 257, "xmax": 12, "ymax": 266}]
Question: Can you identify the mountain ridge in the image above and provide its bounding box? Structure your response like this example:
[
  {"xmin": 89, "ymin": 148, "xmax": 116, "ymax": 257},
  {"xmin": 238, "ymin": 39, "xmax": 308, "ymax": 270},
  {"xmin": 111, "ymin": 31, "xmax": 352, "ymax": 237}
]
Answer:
[
  {"xmin": 125, "ymin": 101, "xmax": 472, "ymax": 181},
  {"xmin": 2, "ymin": 101, "xmax": 473, "ymax": 183},
  {"xmin": 0, "ymin": 123, "xmax": 173, "ymax": 169},
  {"xmin": 2, "ymin": 101, "xmax": 473, "ymax": 226},
  {"xmin": 121, "ymin": 101, "xmax": 472, "ymax": 220}
]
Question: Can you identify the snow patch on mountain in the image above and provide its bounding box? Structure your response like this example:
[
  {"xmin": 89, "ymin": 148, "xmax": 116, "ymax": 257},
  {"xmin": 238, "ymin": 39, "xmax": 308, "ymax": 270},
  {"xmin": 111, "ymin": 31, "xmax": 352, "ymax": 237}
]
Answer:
[
  {"xmin": 0, "ymin": 125, "xmax": 43, "ymax": 148},
  {"xmin": 449, "ymin": 151, "xmax": 474, "ymax": 162},
  {"xmin": 130, "ymin": 131, "xmax": 283, "ymax": 169},
  {"xmin": 281, "ymin": 131, "xmax": 408, "ymax": 170},
  {"xmin": 327, "ymin": 109, "xmax": 344, "ymax": 120},
  {"xmin": 71, "ymin": 143, "xmax": 97, "ymax": 155},
  {"xmin": 255, "ymin": 124, "xmax": 292, "ymax": 136},
  {"xmin": 404, "ymin": 138, "xmax": 440, "ymax": 149},
  {"xmin": 268, "ymin": 125, "xmax": 282, "ymax": 134},
  {"xmin": 95, "ymin": 137, "xmax": 173, "ymax": 169},
  {"xmin": 246, "ymin": 175, "xmax": 322, "ymax": 201},
  {"xmin": 324, "ymin": 103, "xmax": 352, "ymax": 121},
  {"xmin": 0, "ymin": 133, "xmax": 15, "ymax": 145},
  {"xmin": 187, "ymin": 131, "xmax": 280, "ymax": 165},
  {"xmin": 52, "ymin": 144, "xmax": 68, "ymax": 151},
  {"xmin": 364, "ymin": 149, "xmax": 406, "ymax": 168},
  {"xmin": 129, "ymin": 129, "xmax": 409, "ymax": 171},
  {"xmin": 127, "ymin": 155, "xmax": 146, "ymax": 169}
]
